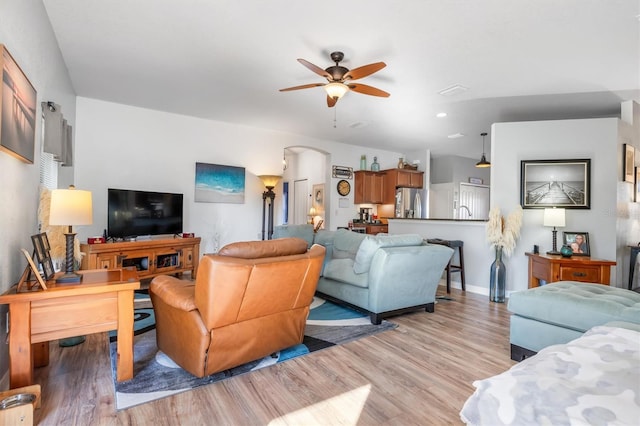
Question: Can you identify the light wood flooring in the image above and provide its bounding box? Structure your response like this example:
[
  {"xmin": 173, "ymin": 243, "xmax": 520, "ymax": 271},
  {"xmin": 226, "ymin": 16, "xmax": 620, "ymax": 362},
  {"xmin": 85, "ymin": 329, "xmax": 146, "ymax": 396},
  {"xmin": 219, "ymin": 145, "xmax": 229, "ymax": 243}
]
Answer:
[{"xmin": 32, "ymin": 287, "xmax": 515, "ymax": 425}]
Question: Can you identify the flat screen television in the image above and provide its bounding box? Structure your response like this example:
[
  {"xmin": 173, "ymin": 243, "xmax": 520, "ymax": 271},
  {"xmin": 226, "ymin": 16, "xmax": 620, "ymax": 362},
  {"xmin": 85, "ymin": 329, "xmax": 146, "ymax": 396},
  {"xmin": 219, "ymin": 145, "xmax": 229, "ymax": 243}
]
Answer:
[{"xmin": 108, "ymin": 188, "xmax": 183, "ymax": 239}]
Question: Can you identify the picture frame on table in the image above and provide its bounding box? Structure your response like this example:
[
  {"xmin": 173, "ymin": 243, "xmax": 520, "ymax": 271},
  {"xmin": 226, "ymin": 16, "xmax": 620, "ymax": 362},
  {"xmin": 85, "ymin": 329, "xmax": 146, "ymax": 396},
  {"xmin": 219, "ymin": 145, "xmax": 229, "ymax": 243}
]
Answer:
[
  {"xmin": 520, "ymin": 159, "xmax": 591, "ymax": 209},
  {"xmin": 17, "ymin": 248, "xmax": 47, "ymax": 292},
  {"xmin": 31, "ymin": 233, "xmax": 55, "ymax": 280},
  {"xmin": 562, "ymin": 231, "xmax": 590, "ymax": 256},
  {"xmin": 624, "ymin": 144, "xmax": 635, "ymax": 183}
]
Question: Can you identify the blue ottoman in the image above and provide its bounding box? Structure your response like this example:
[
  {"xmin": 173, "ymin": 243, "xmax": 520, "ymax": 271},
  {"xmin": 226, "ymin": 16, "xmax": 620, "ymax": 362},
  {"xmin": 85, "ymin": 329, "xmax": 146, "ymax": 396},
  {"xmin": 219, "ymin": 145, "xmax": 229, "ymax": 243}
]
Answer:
[{"xmin": 508, "ymin": 281, "xmax": 640, "ymax": 360}]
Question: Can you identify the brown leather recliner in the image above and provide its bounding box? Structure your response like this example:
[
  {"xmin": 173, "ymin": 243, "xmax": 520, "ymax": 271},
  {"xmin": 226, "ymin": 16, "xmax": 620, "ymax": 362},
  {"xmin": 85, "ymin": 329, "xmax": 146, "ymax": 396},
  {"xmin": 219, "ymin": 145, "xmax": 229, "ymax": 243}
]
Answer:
[{"xmin": 149, "ymin": 237, "xmax": 325, "ymax": 378}]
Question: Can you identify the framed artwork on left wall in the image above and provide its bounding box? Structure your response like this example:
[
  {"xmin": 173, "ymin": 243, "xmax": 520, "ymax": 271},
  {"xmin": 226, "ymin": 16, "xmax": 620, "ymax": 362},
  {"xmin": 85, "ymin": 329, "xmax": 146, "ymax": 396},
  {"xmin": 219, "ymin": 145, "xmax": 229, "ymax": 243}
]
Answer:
[
  {"xmin": 624, "ymin": 144, "xmax": 635, "ymax": 183},
  {"xmin": 0, "ymin": 44, "xmax": 37, "ymax": 163}
]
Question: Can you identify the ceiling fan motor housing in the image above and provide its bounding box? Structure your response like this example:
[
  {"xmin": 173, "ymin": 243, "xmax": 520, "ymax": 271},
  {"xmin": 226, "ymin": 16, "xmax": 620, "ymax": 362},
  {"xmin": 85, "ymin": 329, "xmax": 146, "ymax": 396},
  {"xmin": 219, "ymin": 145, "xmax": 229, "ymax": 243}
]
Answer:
[
  {"xmin": 325, "ymin": 65, "xmax": 349, "ymax": 81},
  {"xmin": 326, "ymin": 51, "xmax": 348, "ymax": 81}
]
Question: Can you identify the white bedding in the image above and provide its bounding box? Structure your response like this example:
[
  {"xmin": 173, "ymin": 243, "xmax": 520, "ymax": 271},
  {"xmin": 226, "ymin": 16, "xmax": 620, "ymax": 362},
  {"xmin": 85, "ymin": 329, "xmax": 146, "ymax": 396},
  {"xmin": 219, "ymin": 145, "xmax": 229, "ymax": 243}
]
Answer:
[{"xmin": 460, "ymin": 325, "xmax": 640, "ymax": 426}]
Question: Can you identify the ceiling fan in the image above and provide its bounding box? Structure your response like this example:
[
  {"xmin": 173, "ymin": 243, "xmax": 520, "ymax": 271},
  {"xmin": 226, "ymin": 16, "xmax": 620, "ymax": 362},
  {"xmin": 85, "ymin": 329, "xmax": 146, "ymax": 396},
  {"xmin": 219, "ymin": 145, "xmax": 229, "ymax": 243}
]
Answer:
[{"xmin": 280, "ymin": 51, "xmax": 390, "ymax": 107}]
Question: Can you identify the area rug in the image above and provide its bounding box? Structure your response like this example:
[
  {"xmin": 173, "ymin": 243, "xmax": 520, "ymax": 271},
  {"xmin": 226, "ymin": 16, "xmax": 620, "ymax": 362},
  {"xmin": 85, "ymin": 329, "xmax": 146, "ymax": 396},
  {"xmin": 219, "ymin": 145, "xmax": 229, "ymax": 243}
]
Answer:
[{"xmin": 109, "ymin": 296, "xmax": 397, "ymax": 410}]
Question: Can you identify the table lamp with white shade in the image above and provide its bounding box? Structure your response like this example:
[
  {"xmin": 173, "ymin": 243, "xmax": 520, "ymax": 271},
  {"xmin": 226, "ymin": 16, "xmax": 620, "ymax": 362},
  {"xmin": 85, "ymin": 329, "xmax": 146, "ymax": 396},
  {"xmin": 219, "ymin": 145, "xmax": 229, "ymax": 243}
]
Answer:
[
  {"xmin": 543, "ymin": 207, "xmax": 565, "ymax": 255},
  {"xmin": 49, "ymin": 185, "xmax": 93, "ymax": 283}
]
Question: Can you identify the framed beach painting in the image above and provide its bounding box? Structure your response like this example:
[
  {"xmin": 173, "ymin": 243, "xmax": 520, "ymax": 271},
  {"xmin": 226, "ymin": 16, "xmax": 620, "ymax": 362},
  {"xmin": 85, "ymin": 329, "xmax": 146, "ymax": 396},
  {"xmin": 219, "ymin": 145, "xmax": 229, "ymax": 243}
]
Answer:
[
  {"xmin": 520, "ymin": 159, "xmax": 591, "ymax": 209},
  {"xmin": 0, "ymin": 44, "xmax": 37, "ymax": 163},
  {"xmin": 195, "ymin": 162, "xmax": 245, "ymax": 203}
]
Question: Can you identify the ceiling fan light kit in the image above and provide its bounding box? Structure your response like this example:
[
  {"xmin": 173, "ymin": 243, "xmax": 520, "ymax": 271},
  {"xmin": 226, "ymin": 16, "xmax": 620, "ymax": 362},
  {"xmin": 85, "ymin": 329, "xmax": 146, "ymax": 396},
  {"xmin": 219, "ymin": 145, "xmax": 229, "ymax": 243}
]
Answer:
[
  {"xmin": 475, "ymin": 132, "xmax": 491, "ymax": 168},
  {"xmin": 325, "ymin": 82, "xmax": 349, "ymax": 100},
  {"xmin": 280, "ymin": 51, "xmax": 390, "ymax": 108}
]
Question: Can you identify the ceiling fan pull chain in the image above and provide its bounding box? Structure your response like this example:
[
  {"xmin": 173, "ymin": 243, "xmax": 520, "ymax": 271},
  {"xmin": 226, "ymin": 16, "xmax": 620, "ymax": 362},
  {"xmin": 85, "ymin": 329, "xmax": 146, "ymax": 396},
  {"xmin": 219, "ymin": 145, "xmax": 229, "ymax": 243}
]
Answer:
[{"xmin": 333, "ymin": 105, "xmax": 337, "ymax": 128}]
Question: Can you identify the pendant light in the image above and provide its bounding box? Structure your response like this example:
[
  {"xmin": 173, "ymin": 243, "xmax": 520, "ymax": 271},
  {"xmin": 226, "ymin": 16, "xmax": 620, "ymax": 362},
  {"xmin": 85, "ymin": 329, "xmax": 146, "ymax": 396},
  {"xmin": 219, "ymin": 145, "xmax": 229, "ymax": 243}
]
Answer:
[{"xmin": 475, "ymin": 132, "xmax": 491, "ymax": 168}]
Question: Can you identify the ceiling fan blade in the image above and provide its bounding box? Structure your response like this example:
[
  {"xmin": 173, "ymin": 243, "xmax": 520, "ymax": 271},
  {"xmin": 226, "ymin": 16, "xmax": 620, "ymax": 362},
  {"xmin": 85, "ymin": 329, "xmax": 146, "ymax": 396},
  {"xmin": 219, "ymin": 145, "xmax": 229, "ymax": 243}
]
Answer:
[
  {"xmin": 327, "ymin": 95, "xmax": 337, "ymax": 108},
  {"xmin": 298, "ymin": 58, "xmax": 332, "ymax": 79},
  {"xmin": 279, "ymin": 83, "xmax": 325, "ymax": 92},
  {"xmin": 343, "ymin": 62, "xmax": 386, "ymax": 81},
  {"xmin": 347, "ymin": 83, "xmax": 390, "ymax": 97}
]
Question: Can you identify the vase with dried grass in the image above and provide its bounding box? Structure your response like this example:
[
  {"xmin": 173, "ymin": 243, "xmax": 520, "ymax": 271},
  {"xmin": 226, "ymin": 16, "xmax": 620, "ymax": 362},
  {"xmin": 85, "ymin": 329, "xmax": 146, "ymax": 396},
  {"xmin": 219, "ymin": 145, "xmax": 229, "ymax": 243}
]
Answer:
[{"xmin": 486, "ymin": 206, "xmax": 523, "ymax": 302}]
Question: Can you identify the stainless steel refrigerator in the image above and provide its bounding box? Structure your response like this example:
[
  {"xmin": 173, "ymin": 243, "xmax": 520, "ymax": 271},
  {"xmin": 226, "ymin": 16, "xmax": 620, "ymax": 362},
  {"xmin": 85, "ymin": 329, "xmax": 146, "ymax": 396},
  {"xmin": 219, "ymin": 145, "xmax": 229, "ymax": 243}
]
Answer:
[{"xmin": 395, "ymin": 188, "xmax": 427, "ymax": 218}]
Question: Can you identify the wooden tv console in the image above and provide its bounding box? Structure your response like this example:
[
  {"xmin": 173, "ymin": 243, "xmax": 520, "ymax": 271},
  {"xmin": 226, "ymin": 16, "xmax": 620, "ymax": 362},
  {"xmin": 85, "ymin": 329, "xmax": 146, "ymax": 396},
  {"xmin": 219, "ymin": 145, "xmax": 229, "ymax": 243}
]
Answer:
[{"xmin": 81, "ymin": 237, "xmax": 201, "ymax": 279}]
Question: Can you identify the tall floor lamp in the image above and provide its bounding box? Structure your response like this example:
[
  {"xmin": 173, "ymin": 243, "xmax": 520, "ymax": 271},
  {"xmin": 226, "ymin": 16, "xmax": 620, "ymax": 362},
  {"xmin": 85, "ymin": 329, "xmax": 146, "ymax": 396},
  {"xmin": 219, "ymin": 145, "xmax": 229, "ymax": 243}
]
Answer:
[
  {"xmin": 49, "ymin": 185, "xmax": 93, "ymax": 283},
  {"xmin": 259, "ymin": 175, "xmax": 281, "ymax": 240}
]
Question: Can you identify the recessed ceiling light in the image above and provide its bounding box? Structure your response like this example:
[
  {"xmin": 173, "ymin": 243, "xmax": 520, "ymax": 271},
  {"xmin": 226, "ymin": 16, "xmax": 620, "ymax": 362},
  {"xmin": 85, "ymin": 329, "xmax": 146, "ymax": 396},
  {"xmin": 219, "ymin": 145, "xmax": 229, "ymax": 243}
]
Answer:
[
  {"xmin": 448, "ymin": 133, "xmax": 465, "ymax": 139},
  {"xmin": 438, "ymin": 85, "xmax": 469, "ymax": 97},
  {"xmin": 436, "ymin": 112, "xmax": 447, "ymax": 118}
]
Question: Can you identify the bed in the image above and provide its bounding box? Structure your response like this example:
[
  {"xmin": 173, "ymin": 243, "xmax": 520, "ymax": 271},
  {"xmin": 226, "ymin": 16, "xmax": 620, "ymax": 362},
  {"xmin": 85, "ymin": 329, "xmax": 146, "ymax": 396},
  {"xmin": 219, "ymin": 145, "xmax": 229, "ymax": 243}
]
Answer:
[{"xmin": 460, "ymin": 325, "xmax": 640, "ymax": 425}]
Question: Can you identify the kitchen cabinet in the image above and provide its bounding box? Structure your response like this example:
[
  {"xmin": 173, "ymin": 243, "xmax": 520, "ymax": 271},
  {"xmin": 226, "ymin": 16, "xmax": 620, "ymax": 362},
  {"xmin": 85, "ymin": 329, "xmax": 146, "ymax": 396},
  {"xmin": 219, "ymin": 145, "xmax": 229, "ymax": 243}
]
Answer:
[
  {"xmin": 365, "ymin": 224, "xmax": 388, "ymax": 235},
  {"xmin": 354, "ymin": 171, "xmax": 384, "ymax": 204},
  {"xmin": 385, "ymin": 169, "xmax": 424, "ymax": 188},
  {"xmin": 382, "ymin": 169, "xmax": 424, "ymax": 204}
]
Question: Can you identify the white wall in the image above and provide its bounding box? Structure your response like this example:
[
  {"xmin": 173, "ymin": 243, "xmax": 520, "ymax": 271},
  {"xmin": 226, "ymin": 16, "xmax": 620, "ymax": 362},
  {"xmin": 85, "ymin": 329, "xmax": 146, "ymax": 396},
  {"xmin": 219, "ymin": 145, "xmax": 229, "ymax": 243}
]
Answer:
[
  {"xmin": 491, "ymin": 117, "xmax": 620, "ymax": 291},
  {"xmin": 74, "ymin": 97, "xmax": 404, "ymax": 249},
  {"xmin": 0, "ymin": 0, "xmax": 77, "ymax": 387},
  {"xmin": 616, "ymin": 100, "xmax": 640, "ymax": 287}
]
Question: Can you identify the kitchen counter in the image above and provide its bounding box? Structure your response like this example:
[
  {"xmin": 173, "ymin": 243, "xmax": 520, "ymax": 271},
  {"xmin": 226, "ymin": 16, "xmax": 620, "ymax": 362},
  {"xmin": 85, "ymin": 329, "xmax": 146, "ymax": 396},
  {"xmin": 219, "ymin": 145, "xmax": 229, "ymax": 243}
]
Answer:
[
  {"xmin": 388, "ymin": 218, "xmax": 492, "ymax": 295},
  {"xmin": 386, "ymin": 218, "xmax": 487, "ymax": 223}
]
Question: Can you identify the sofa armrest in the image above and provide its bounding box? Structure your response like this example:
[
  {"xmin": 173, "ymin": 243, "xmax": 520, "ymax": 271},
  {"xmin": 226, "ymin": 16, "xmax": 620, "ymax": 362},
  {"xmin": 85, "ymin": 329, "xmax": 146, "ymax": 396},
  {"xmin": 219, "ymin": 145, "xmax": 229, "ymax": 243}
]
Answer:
[
  {"xmin": 366, "ymin": 244, "xmax": 453, "ymax": 312},
  {"xmin": 149, "ymin": 275, "xmax": 197, "ymax": 312}
]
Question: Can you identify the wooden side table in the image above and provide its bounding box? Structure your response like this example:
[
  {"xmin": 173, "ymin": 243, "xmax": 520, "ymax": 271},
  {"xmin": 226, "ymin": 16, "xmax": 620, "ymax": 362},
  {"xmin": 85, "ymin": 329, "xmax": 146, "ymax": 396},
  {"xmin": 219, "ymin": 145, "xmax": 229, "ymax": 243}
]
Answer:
[
  {"xmin": 525, "ymin": 252, "xmax": 616, "ymax": 288},
  {"xmin": 0, "ymin": 269, "xmax": 140, "ymax": 388}
]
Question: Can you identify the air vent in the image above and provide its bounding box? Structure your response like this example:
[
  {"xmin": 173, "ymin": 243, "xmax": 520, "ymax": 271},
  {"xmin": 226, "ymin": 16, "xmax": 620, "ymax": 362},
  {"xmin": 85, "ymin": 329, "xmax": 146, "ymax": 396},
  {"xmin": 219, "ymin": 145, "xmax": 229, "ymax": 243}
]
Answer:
[
  {"xmin": 349, "ymin": 121, "xmax": 369, "ymax": 129},
  {"xmin": 448, "ymin": 133, "xmax": 465, "ymax": 139},
  {"xmin": 438, "ymin": 85, "xmax": 468, "ymax": 97}
]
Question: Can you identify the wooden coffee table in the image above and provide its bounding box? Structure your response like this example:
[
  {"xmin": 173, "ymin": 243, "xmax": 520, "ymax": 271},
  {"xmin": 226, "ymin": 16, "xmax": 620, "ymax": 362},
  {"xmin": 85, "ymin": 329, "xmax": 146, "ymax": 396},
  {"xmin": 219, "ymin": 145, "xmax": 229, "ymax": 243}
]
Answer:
[{"xmin": 0, "ymin": 268, "xmax": 140, "ymax": 388}]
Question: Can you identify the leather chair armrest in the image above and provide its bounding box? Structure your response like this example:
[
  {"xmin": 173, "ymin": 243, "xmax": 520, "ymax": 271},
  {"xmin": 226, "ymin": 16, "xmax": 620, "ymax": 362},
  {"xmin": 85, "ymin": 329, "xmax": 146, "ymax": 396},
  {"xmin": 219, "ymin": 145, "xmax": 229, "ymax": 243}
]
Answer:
[{"xmin": 149, "ymin": 275, "xmax": 197, "ymax": 312}]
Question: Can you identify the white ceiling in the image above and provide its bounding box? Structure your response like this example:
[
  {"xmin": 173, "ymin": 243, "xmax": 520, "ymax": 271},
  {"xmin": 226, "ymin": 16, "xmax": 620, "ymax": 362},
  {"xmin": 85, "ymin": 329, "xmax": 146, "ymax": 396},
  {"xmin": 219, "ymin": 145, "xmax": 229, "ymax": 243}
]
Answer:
[{"xmin": 42, "ymin": 0, "xmax": 640, "ymax": 160}]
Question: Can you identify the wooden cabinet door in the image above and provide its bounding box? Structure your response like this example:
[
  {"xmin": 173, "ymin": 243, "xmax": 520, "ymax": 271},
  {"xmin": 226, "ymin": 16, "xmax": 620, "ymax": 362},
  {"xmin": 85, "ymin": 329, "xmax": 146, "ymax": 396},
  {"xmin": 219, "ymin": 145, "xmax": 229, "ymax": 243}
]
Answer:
[
  {"xmin": 354, "ymin": 171, "xmax": 367, "ymax": 204},
  {"xmin": 355, "ymin": 171, "xmax": 384, "ymax": 204},
  {"xmin": 182, "ymin": 247, "xmax": 194, "ymax": 269},
  {"xmin": 396, "ymin": 171, "xmax": 411, "ymax": 187},
  {"xmin": 409, "ymin": 172, "xmax": 424, "ymax": 188},
  {"xmin": 369, "ymin": 173, "xmax": 384, "ymax": 204},
  {"xmin": 97, "ymin": 254, "xmax": 116, "ymax": 270}
]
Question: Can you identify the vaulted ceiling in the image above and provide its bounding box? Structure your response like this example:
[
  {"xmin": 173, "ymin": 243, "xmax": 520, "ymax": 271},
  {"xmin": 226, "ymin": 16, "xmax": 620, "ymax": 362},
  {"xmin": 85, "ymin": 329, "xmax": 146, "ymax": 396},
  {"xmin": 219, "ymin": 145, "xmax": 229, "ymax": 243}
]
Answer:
[{"xmin": 42, "ymin": 0, "xmax": 640, "ymax": 159}]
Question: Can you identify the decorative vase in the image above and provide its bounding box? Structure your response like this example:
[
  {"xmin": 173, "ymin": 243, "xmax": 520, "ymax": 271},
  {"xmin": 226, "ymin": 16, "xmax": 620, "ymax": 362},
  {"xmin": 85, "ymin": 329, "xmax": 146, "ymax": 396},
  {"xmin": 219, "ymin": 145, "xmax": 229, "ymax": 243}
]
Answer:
[
  {"xmin": 489, "ymin": 246, "xmax": 506, "ymax": 303},
  {"xmin": 371, "ymin": 156, "xmax": 380, "ymax": 171},
  {"xmin": 398, "ymin": 157, "xmax": 404, "ymax": 169},
  {"xmin": 560, "ymin": 244, "xmax": 573, "ymax": 258},
  {"xmin": 360, "ymin": 155, "xmax": 367, "ymax": 170}
]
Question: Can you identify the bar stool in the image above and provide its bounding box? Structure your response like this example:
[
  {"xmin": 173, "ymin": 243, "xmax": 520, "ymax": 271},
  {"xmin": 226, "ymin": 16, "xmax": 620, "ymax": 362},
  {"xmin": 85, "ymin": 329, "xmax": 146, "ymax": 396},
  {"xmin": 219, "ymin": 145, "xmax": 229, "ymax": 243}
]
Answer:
[{"xmin": 426, "ymin": 239, "xmax": 466, "ymax": 293}]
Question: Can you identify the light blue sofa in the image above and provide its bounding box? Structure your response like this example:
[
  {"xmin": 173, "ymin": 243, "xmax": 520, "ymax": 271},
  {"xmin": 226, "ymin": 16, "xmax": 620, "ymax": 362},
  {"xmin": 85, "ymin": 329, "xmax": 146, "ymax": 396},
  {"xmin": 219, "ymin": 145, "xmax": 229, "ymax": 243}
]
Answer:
[{"xmin": 273, "ymin": 225, "xmax": 454, "ymax": 324}]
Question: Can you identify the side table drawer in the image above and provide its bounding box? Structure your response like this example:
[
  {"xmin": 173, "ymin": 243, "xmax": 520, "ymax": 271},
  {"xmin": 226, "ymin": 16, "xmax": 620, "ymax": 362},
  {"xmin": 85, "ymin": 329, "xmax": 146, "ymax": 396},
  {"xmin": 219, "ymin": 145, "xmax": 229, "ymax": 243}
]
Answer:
[{"xmin": 559, "ymin": 266, "xmax": 601, "ymax": 283}]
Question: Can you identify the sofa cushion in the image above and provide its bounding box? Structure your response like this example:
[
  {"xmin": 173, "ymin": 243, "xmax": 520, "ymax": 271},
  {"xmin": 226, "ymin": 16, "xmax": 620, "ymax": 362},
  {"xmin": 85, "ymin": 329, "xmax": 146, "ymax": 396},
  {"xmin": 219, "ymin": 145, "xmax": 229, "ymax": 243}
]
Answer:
[
  {"xmin": 353, "ymin": 234, "xmax": 424, "ymax": 274},
  {"xmin": 332, "ymin": 229, "xmax": 366, "ymax": 260},
  {"xmin": 218, "ymin": 238, "xmax": 308, "ymax": 259},
  {"xmin": 508, "ymin": 281, "xmax": 640, "ymax": 332},
  {"xmin": 323, "ymin": 258, "xmax": 369, "ymax": 288},
  {"xmin": 272, "ymin": 224, "xmax": 315, "ymax": 248}
]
